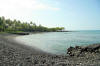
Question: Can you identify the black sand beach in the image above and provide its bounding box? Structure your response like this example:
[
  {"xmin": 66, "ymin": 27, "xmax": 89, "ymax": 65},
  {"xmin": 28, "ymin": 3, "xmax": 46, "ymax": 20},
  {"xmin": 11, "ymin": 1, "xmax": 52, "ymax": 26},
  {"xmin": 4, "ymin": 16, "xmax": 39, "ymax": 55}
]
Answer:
[{"xmin": 0, "ymin": 33, "xmax": 100, "ymax": 66}]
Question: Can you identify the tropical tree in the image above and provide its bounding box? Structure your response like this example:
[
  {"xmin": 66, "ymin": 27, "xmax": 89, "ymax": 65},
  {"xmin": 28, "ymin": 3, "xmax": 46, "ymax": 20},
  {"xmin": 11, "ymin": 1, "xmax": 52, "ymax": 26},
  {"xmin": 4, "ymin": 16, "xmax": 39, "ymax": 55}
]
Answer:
[{"xmin": 0, "ymin": 16, "xmax": 65, "ymax": 32}]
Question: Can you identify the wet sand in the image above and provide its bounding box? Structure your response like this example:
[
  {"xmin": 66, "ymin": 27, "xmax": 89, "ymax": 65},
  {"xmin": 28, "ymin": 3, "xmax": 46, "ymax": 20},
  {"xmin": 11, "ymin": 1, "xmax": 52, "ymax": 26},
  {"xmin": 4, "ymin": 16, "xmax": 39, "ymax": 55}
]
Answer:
[{"xmin": 0, "ymin": 33, "xmax": 100, "ymax": 66}]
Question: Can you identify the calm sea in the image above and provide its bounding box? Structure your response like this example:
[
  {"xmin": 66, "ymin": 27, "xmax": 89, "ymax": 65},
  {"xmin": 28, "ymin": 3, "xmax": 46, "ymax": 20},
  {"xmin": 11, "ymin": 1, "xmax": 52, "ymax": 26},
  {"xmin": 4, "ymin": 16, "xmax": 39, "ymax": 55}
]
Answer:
[{"xmin": 15, "ymin": 30, "xmax": 100, "ymax": 55}]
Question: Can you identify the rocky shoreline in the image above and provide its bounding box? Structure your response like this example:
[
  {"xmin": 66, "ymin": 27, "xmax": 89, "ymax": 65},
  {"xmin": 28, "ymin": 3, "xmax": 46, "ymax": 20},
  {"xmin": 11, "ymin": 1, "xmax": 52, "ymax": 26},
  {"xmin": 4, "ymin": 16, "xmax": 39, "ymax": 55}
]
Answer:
[
  {"xmin": 67, "ymin": 44, "xmax": 100, "ymax": 57},
  {"xmin": 0, "ymin": 34, "xmax": 100, "ymax": 66}
]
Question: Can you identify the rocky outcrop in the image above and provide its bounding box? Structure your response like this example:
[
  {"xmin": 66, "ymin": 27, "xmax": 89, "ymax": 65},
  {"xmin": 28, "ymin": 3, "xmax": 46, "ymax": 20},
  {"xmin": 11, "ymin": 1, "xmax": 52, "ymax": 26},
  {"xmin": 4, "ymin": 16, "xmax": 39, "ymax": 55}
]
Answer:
[
  {"xmin": 12, "ymin": 32, "xmax": 29, "ymax": 35},
  {"xmin": 67, "ymin": 44, "xmax": 100, "ymax": 57}
]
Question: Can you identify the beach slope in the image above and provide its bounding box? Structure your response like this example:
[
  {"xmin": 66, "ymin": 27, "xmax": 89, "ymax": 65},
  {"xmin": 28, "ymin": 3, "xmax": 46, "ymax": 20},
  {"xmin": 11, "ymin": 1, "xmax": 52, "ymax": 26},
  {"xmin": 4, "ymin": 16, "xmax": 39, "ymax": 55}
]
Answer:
[{"xmin": 0, "ymin": 33, "xmax": 100, "ymax": 66}]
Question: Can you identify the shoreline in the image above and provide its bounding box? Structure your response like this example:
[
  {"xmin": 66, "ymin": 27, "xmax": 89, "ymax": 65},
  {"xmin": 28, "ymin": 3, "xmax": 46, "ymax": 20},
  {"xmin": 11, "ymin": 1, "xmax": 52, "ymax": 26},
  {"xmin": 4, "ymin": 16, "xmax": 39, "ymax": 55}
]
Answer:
[
  {"xmin": 0, "ymin": 33, "xmax": 53, "ymax": 55},
  {"xmin": 0, "ymin": 33, "xmax": 100, "ymax": 66}
]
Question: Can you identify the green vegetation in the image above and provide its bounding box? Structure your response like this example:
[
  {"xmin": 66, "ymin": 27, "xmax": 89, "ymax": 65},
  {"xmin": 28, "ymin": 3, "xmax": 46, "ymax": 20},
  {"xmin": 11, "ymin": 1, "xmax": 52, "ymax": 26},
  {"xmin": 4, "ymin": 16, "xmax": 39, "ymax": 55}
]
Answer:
[{"xmin": 0, "ymin": 16, "xmax": 65, "ymax": 33}]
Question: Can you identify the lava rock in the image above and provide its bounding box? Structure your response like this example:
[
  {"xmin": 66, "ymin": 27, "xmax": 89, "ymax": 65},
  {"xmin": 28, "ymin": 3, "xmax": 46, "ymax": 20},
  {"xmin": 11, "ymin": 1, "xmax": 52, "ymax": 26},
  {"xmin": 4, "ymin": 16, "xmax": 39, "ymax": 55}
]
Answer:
[{"xmin": 67, "ymin": 44, "xmax": 100, "ymax": 57}]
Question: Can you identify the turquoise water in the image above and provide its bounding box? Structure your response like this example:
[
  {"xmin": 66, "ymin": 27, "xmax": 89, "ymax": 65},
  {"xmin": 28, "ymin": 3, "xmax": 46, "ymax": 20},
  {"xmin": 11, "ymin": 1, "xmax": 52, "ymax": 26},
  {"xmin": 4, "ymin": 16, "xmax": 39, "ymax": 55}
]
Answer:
[{"xmin": 15, "ymin": 30, "xmax": 100, "ymax": 55}]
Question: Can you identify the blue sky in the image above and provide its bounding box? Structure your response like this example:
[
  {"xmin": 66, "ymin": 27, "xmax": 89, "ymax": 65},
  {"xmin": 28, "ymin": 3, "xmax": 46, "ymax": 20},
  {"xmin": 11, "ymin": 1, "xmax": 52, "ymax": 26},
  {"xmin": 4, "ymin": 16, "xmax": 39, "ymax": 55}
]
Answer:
[{"xmin": 0, "ymin": 0, "xmax": 100, "ymax": 30}]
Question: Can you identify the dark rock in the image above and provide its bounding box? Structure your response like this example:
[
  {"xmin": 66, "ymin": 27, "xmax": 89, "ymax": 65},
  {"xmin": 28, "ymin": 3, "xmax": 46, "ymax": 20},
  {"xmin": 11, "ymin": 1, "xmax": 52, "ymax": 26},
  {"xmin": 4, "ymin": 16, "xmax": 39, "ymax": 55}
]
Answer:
[
  {"xmin": 12, "ymin": 32, "xmax": 29, "ymax": 35},
  {"xmin": 41, "ymin": 60, "xmax": 46, "ymax": 64},
  {"xmin": 67, "ymin": 46, "xmax": 75, "ymax": 56},
  {"xmin": 51, "ymin": 61, "xmax": 55, "ymax": 65},
  {"xmin": 26, "ymin": 57, "xmax": 31, "ymax": 62},
  {"xmin": 67, "ymin": 44, "xmax": 100, "ymax": 56},
  {"xmin": 34, "ymin": 60, "xmax": 39, "ymax": 64}
]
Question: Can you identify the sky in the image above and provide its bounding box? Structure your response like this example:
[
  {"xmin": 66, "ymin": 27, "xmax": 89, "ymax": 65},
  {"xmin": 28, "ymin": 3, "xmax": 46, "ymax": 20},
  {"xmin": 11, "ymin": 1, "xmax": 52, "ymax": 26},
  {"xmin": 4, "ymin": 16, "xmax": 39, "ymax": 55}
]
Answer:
[{"xmin": 0, "ymin": 0, "xmax": 100, "ymax": 30}]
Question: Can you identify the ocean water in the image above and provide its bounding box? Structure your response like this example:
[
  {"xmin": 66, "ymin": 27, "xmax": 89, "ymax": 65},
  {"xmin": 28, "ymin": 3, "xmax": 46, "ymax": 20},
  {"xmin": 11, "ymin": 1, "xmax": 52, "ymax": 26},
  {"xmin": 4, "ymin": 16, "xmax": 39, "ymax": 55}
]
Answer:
[{"xmin": 15, "ymin": 30, "xmax": 100, "ymax": 55}]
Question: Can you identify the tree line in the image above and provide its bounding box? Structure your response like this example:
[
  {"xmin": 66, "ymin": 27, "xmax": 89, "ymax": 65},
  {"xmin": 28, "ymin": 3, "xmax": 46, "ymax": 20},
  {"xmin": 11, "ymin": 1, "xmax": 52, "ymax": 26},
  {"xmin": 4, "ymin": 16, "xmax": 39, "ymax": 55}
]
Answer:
[{"xmin": 0, "ymin": 16, "xmax": 65, "ymax": 32}]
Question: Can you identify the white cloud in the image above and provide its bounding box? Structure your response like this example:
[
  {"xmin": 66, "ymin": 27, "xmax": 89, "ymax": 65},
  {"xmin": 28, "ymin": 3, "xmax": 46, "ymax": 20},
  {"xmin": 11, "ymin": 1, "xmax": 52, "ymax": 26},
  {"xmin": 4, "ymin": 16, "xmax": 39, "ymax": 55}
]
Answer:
[
  {"xmin": 33, "ymin": 3, "xmax": 60, "ymax": 10},
  {"xmin": 0, "ymin": 0, "xmax": 60, "ymax": 10},
  {"xmin": 0, "ymin": 0, "xmax": 60, "ymax": 22}
]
